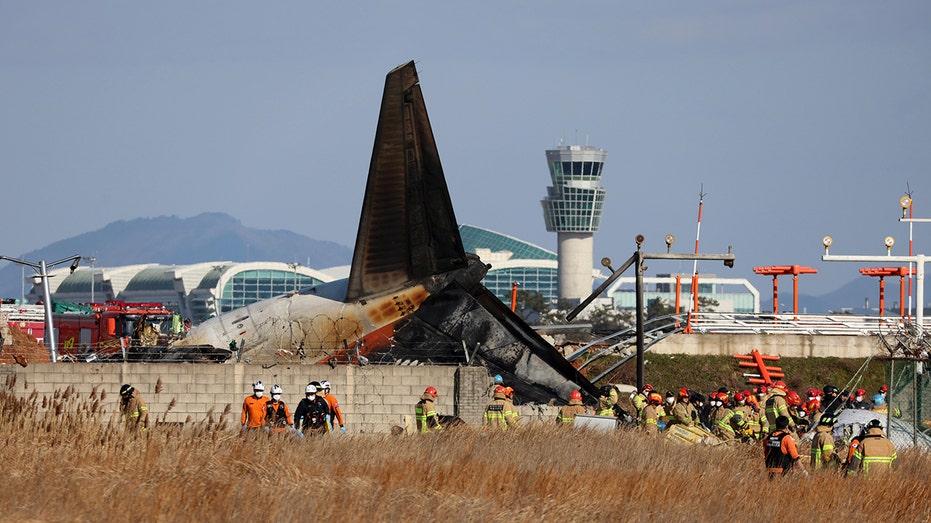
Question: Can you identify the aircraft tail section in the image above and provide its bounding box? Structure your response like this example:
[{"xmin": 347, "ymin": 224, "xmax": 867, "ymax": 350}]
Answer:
[{"xmin": 346, "ymin": 61, "xmax": 467, "ymax": 302}]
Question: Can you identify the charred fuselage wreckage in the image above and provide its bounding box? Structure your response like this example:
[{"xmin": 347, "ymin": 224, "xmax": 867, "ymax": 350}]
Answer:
[{"xmin": 174, "ymin": 61, "xmax": 597, "ymax": 402}]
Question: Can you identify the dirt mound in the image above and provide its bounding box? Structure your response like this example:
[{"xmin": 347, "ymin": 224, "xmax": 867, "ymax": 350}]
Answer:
[{"xmin": 1, "ymin": 325, "xmax": 51, "ymax": 366}]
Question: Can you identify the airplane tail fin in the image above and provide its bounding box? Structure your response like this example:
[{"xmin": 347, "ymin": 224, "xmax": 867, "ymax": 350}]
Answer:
[{"xmin": 346, "ymin": 61, "xmax": 467, "ymax": 302}]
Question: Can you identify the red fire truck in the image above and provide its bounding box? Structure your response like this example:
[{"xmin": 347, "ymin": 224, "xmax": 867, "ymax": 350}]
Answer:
[{"xmin": 54, "ymin": 300, "xmax": 180, "ymax": 359}]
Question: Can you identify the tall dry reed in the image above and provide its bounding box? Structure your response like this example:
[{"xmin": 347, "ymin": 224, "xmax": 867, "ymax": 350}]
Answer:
[{"xmin": 1, "ymin": 376, "xmax": 928, "ymax": 522}]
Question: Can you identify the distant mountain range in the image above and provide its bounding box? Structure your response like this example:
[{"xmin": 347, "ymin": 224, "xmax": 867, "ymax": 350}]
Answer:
[
  {"xmin": 0, "ymin": 212, "xmax": 353, "ymax": 299},
  {"xmin": 0, "ymin": 213, "xmax": 893, "ymax": 314}
]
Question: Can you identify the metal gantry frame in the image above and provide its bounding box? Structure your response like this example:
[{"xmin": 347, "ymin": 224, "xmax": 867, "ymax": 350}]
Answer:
[
  {"xmin": 820, "ymin": 239, "xmax": 925, "ymax": 336},
  {"xmin": 567, "ymin": 234, "xmax": 735, "ymax": 390},
  {"xmin": 0, "ymin": 253, "xmax": 81, "ymax": 362}
]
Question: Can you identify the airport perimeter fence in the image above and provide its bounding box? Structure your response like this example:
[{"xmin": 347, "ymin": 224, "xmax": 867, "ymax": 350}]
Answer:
[{"xmin": 888, "ymin": 358, "xmax": 931, "ymax": 448}]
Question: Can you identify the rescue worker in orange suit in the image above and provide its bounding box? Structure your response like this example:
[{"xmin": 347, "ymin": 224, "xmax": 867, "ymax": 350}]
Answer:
[
  {"xmin": 321, "ymin": 381, "xmax": 346, "ymax": 433},
  {"xmin": 119, "ymin": 384, "xmax": 149, "ymax": 432},
  {"xmin": 484, "ymin": 385, "xmax": 509, "ymax": 431},
  {"xmin": 810, "ymin": 414, "xmax": 837, "ymax": 471},
  {"xmin": 294, "ymin": 383, "xmax": 330, "ymax": 436},
  {"xmin": 503, "ymin": 386, "xmax": 519, "ymax": 428},
  {"xmin": 557, "ymin": 390, "xmax": 586, "ymax": 425},
  {"xmin": 265, "ymin": 384, "xmax": 293, "ymax": 434},
  {"xmin": 670, "ymin": 388, "xmax": 696, "ymax": 427},
  {"xmin": 640, "ymin": 392, "xmax": 663, "ymax": 435},
  {"xmin": 241, "ymin": 381, "xmax": 269, "ymax": 430},
  {"xmin": 765, "ymin": 381, "xmax": 795, "ymax": 434},
  {"xmin": 847, "ymin": 419, "xmax": 897, "ymax": 476},
  {"xmin": 764, "ymin": 415, "xmax": 804, "ymax": 479},
  {"xmin": 415, "ymin": 386, "xmax": 443, "ymax": 433}
]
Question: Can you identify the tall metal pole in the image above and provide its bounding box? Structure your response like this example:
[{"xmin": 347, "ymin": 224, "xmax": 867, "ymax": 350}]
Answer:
[
  {"xmin": 635, "ymin": 250, "xmax": 645, "ymax": 391},
  {"xmin": 39, "ymin": 260, "xmax": 58, "ymax": 362}
]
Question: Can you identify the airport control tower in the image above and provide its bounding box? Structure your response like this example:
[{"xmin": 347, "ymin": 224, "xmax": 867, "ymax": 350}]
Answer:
[{"xmin": 541, "ymin": 144, "xmax": 607, "ymax": 303}]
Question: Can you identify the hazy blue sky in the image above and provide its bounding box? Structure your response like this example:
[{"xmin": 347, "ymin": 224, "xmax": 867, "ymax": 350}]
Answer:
[{"xmin": 2, "ymin": 2, "xmax": 930, "ymax": 295}]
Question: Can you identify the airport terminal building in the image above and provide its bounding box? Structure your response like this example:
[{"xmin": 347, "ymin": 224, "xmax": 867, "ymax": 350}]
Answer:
[{"xmin": 32, "ymin": 226, "xmax": 758, "ymax": 323}]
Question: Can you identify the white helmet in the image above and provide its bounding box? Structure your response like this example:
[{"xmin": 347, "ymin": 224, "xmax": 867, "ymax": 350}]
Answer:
[
  {"xmin": 271, "ymin": 384, "xmax": 283, "ymax": 395},
  {"xmin": 253, "ymin": 381, "xmax": 265, "ymax": 391},
  {"xmin": 305, "ymin": 384, "xmax": 317, "ymax": 395},
  {"xmin": 321, "ymin": 380, "xmax": 331, "ymax": 390}
]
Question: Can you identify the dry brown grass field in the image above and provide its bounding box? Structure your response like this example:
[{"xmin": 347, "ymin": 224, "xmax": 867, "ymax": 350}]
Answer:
[{"xmin": 2, "ymin": 378, "xmax": 930, "ymax": 523}]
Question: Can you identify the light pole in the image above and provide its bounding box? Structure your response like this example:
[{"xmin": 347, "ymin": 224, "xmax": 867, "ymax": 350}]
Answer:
[
  {"xmin": 286, "ymin": 262, "xmax": 300, "ymax": 292},
  {"xmin": 83, "ymin": 256, "xmax": 97, "ymax": 303},
  {"xmin": 899, "ymin": 195, "xmax": 930, "ymax": 319},
  {"xmin": 0, "ymin": 253, "xmax": 81, "ymax": 362}
]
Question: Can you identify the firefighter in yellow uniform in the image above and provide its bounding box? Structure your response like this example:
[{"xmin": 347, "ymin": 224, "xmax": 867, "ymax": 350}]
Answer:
[
  {"xmin": 483, "ymin": 385, "xmax": 509, "ymax": 431},
  {"xmin": 640, "ymin": 392, "xmax": 663, "ymax": 435},
  {"xmin": 503, "ymin": 387, "xmax": 519, "ymax": 428},
  {"xmin": 848, "ymin": 419, "xmax": 897, "ymax": 476},
  {"xmin": 810, "ymin": 415, "xmax": 837, "ymax": 470},
  {"xmin": 119, "ymin": 384, "xmax": 149, "ymax": 432},
  {"xmin": 557, "ymin": 390, "xmax": 586, "ymax": 425},
  {"xmin": 596, "ymin": 385, "xmax": 618, "ymax": 416},
  {"xmin": 415, "ymin": 386, "xmax": 443, "ymax": 433}
]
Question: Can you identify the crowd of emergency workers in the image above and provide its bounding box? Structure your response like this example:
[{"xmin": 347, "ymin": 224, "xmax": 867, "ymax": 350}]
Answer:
[{"xmin": 116, "ymin": 372, "xmax": 900, "ymax": 477}]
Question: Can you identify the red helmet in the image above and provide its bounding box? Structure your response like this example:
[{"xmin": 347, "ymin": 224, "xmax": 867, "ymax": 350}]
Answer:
[
  {"xmin": 856, "ymin": 388, "xmax": 866, "ymax": 397},
  {"xmin": 774, "ymin": 381, "xmax": 787, "ymax": 391},
  {"xmin": 734, "ymin": 392, "xmax": 746, "ymax": 402},
  {"xmin": 678, "ymin": 388, "xmax": 689, "ymax": 399},
  {"xmin": 879, "ymin": 385, "xmax": 889, "ymax": 393},
  {"xmin": 719, "ymin": 394, "xmax": 729, "ymax": 406},
  {"xmin": 756, "ymin": 385, "xmax": 768, "ymax": 395},
  {"xmin": 648, "ymin": 392, "xmax": 663, "ymax": 405},
  {"xmin": 643, "ymin": 383, "xmax": 654, "ymax": 392},
  {"xmin": 425, "ymin": 386, "xmax": 438, "ymax": 398},
  {"xmin": 786, "ymin": 390, "xmax": 802, "ymax": 406},
  {"xmin": 494, "ymin": 385, "xmax": 506, "ymax": 394},
  {"xmin": 570, "ymin": 390, "xmax": 582, "ymax": 401}
]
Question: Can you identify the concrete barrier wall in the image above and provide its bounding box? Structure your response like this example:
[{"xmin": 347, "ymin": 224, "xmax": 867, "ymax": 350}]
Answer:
[
  {"xmin": 651, "ymin": 333, "xmax": 883, "ymax": 359},
  {"xmin": 1, "ymin": 363, "xmax": 491, "ymax": 434}
]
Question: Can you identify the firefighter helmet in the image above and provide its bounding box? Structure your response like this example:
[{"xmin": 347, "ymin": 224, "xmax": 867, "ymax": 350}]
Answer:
[
  {"xmin": 734, "ymin": 392, "xmax": 746, "ymax": 402},
  {"xmin": 425, "ymin": 386, "xmax": 438, "ymax": 398},
  {"xmin": 643, "ymin": 383, "xmax": 654, "ymax": 392},
  {"xmin": 648, "ymin": 392, "xmax": 663, "ymax": 405},
  {"xmin": 879, "ymin": 385, "xmax": 889, "ymax": 393},
  {"xmin": 866, "ymin": 418, "xmax": 883, "ymax": 430},
  {"xmin": 756, "ymin": 385, "xmax": 768, "ymax": 395},
  {"xmin": 678, "ymin": 388, "xmax": 689, "ymax": 399},
  {"xmin": 786, "ymin": 390, "xmax": 802, "ymax": 406},
  {"xmin": 494, "ymin": 385, "xmax": 506, "ymax": 394},
  {"xmin": 856, "ymin": 388, "xmax": 866, "ymax": 397},
  {"xmin": 570, "ymin": 390, "xmax": 582, "ymax": 401},
  {"xmin": 305, "ymin": 384, "xmax": 317, "ymax": 395},
  {"xmin": 270, "ymin": 384, "xmax": 283, "ymax": 395},
  {"xmin": 119, "ymin": 384, "xmax": 134, "ymax": 397},
  {"xmin": 320, "ymin": 380, "xmax": 331, "ymax": 390},
  {"xmin": 774, "ymin": 381, "xmax": 787, "ymax": 391},
  {"xmin": 504, "ymin": 386, "xmax": 514, "ymax": 398},
  {"xmin": 253, "ymin": 381, "xmax": 265, "ymax": 391}
]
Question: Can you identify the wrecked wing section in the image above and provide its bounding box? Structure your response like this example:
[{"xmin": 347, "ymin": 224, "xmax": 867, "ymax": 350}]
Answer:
[{"xmin": 387, "ymin": 282, "xmax": 597, "ymax": 403}]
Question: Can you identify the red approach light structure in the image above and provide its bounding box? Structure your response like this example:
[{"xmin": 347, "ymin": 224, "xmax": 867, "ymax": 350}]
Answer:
[
  {"xmin": 858, "ymin": 266, "xmax": 916, "ymax": 318},
  {"xmin": 734, "ymin": 349, "xmax": 784, "ymax": 386},
  {"xmin": 753, "ymin": 265, "xmax": 818, "ymax": 318}
]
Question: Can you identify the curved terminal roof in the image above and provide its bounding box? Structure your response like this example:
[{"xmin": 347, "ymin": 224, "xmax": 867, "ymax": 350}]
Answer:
[{"xmin": 460, "ymin": 224, "xmax": 556, "ymax": 261}]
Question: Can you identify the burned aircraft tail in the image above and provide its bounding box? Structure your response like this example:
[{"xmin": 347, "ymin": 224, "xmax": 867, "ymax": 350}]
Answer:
[
  {"xmin": 334, "ymin": 60, "xmax": 596, "ymax": 402},
  {"xmin": 346, "ymin": 61, "xmax": 468, "ymax": 303}
]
